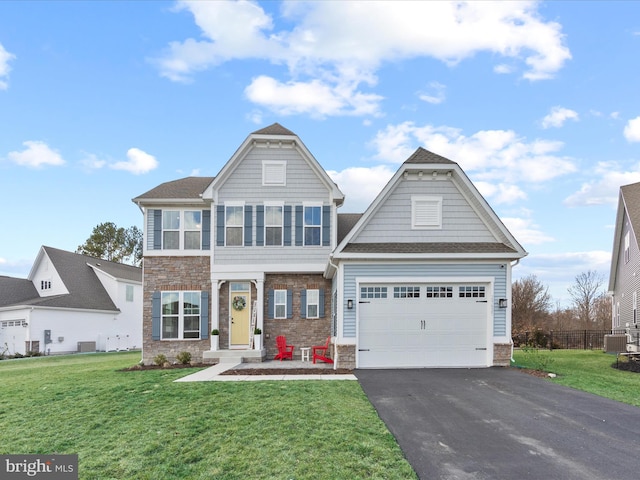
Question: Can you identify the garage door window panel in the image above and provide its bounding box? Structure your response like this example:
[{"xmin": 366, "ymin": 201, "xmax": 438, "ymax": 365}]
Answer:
[
  {"xmin": 426, "ymin": 286, "xmax": 453, "ymax": 298},
  {"xmin": 360, "ymin": 286, "xmax": 387, "ymax": 299},
  {"xmin": 394, "ymin": 286, "xmax": 420, "ymax": 298},
  {"xmin": 459, "ymin": 286, "xmax": 486, "ymax": 298}
]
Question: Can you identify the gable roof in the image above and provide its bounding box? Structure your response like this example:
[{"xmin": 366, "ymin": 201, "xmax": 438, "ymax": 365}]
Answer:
[
  {"xmin": 133, "ymin": 176, "xmax": 215, "ymax": 203},
  {"xmin": 332, "ymin": 147, "xmax": 527, "ymax": 260},
  {"xmin": 203, "ymin": 123, "xmax": 344, "ymax": 206},
  {"xmin": 0, "ymin": 246, "xmax": 141, "ymax": 311},
  {"xmin": 608, "ymin": 181, "xmax": 640, "ymax": 291}
]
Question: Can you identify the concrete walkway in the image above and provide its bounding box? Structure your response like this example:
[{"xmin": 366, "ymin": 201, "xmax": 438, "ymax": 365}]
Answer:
[{"xmin": 174, "ymin": 361, "xmax": 357, "ymax": 382}]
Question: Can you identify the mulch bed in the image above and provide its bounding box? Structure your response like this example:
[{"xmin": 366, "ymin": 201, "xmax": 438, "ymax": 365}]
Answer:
[
  {"xmin": 612, "ymin": 359, "xmax": 640, "ymax": 373},
  {"xmin": 221, "ymin": 368, "xmax": 353, "ymax": 375},
  {"xmin": 119, "ymin": 363, "xmax": 210, "ymax": 371}
]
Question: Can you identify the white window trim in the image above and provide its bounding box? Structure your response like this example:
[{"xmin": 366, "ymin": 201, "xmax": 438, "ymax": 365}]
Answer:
[
  {"xmin": 162, "ymin": 210, "xmax": 203, "ymax": 251},
  {"xmin": 264, "ymin": 202, "xmax": 284, "ymax": 247},
  {"xmin": 634, "ymin": 291, "xmax": 637, "ymax": 325},
  {"xmin": 274, "ymin": 289, "xmax": 287, "ymax": 319},
  {"xmin": 225, "ymin": 203, "xmax": 245, "ymax": 247},
  {"xmin": 303, "ymin": 202, "xmax": 323, "ymax": 246},
  {"xmin": 624, "ymin": 232, "xmax": 630, "ymax": 264},
  {"xmin": 161, "ymin": 291, "xmax": 201, "ymax": 340},
  {"xmin": 307, "ymin": 289, "xmax": 320, "ymax": 319},
  {"xmin": 262, "ymin": 160, "xmax": 287, "ymax": 186},
  {"xmin": 412, "ymin": 195, "xmax": 442, "ymax": 229}
]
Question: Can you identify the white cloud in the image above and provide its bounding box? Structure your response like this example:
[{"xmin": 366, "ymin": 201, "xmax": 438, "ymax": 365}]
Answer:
[
  {"xmin": 541, "ymin": 106, "xmax": 579, "ymax": 129},
  {"xmin": 564, "ymin": 161, "xmax": 640, "ymax": 207},
  {"xmin": 7, "ymin": 141, "xmax": 65, "ymax": 168},
  {"xmin": 327, "ymin": 165, "xmax": 395, "ymax": 213},
  {"xmin": 110, "ymin": 148, "xmax": 158, "ymax": 175},
  {"xmin": 623, "ymin": 116, "xmax": 640, "ymax": 142},
  {"xmin": 370, "ymin": 121, "xmax": 576, "ymax": 184},
  {"xmin": 156, "ymin": 1, "xmax": 570, "ymax": 117},
  {"xmin": 79, "ymin": 153, "xmax": 107, "ymax": 170},
  {"xmin": 475, "ymin": 181, "xmax": 527, "ymax": 205},
  {"xmin": 418, "ymin": 81, "xmax": 446, "ymax": 104},
  {"xmin": 0, "ymin": 43, "xmax": 16, "ymax": 90},
  {"xmin": 502, "ymin": 216, "xmax": 554, "ymax": 245}
]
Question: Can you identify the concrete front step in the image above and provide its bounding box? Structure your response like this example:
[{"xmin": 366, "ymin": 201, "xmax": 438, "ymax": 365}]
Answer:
[{"xmin": 203, "ymin": 348, "xmax": 266, "ymax": 364}]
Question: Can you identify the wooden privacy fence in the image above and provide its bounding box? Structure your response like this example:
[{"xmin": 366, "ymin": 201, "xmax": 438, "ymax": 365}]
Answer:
[{"xmin": 513, "ymin": 329, "xmax": 627, "ymax": 350}]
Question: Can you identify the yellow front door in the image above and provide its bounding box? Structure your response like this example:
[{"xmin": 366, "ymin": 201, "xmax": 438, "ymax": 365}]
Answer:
[{"xmin": 230, "ymin": 291, "xmax": 250, "ymax": 346}]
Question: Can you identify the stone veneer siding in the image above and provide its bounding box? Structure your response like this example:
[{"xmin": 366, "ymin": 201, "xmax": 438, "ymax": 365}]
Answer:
[
  {"xmin": 335, "ymin": 344, "xmax": 356, "ymax": 369},
  {"xmin": 142, "ymin": 256, "xmax": 211, "ymax": 365},
  {"xmin": 263, "ymin": 273, "xmax": 332, "ymax": 360},
  {"xmin": 493, "ymin": 343, "xmax": 512, "ymax": 366}
]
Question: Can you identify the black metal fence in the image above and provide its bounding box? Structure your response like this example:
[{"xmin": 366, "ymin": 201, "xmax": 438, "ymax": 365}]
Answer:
[{"xmin": 513, "ymin": 329, "xmax": 627, "ymax": 350}]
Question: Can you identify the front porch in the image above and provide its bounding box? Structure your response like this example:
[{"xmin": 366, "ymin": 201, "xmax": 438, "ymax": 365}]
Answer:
[{"xmin": 203, "ymin": 348, "xmax": 267, "ymax": 364}]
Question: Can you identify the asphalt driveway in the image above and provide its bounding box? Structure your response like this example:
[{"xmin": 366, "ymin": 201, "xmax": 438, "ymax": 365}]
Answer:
[{"xmin": 356, "ymin": 368, "xmax": 640, "ymax": 480}]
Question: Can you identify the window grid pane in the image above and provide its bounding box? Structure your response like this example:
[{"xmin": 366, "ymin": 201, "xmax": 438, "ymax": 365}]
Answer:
[{"xmin": 426, "ymin": 286, "xmax": 452, "ymax": 298}]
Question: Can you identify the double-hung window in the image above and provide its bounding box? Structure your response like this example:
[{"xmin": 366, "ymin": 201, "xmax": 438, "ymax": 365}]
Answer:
[
  {"xmin": 265, "ymin": 205, "xmax": 283, "ymax": 246},
  {"xmin": 162, "ymin": 210, "xmax": 202, "ymax": 249},
  {"xmin": 304, "ymin": 205, "xmax": 321, "ymax": 246},
  {"xmin": 274, "ymin": 289, "xmax": 287, "ymax": 319},
  {"xmin": 225, "ymin": 205, "xmax": 244, "ymax": 246},
  {"xmin": 306, "ymin": 289, "xmax": 319, "ymax": 318},
  {"xmin": 161, "ymin": 291, "xmax": 201, "ymax": 339}
]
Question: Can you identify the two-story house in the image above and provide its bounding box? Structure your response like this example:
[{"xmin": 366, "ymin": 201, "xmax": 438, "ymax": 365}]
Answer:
[
  {"xmin": 608, "ymin": 181, "xmax": 640, "ymax": 350},
  {"xmin": 133, "ymin": 123, "xmax": 527, "ymax": 369}
]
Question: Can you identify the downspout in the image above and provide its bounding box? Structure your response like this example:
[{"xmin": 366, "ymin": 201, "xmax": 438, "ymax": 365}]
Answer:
[
  {"xmin": 510, "ymin": 258, "xmax": 520, "ymax": 363},
  {"xmin": 327, "ymin": 254, "xmax": 339, "ymax": 370}
]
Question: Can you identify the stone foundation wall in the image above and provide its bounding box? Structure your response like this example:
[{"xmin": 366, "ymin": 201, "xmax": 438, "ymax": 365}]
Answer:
[
  {"xmin": 493, "ymin": 343, "xmax": 512, "ymax": 366},
  {"xmin": 263, "ymin": 273, "xmax": 332, "ymax": 360},
  {"xmin": 142, "ymin": 256, "xmax": 211, "ymax": 365},
  {"xmin": 335, "ymin": 344, "xmax": 356, "ymax": 369}
]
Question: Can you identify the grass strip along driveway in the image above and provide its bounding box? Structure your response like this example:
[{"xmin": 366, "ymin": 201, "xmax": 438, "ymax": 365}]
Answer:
[{"xmin": 0, "ymin": 352, "xmax": 416, "ymax": 480}]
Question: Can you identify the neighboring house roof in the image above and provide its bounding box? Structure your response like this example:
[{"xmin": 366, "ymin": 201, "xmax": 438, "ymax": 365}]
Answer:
[
  {"xmin": 608, "ymin": 181, "xmax": 640, "ymax": 291},
  {"xmin": 338, "ymin": 213, "xmax": 364, "ymax": 244},
  {"xmin": 133, "ymin": 176, "xmax": 215, "ymax": 202},
  {"xmin": 0, "ymin": 246, "xmax": 141, "ymax": 312}
]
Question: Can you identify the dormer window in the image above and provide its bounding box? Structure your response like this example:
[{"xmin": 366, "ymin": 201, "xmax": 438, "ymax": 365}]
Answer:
[
  {"xmin": 40, "ymin": 280, "xmax": 51, "ymax": 290},
  {"xmin": 263, "ymin": 161, "xmax": 286, "ymax": 186}
]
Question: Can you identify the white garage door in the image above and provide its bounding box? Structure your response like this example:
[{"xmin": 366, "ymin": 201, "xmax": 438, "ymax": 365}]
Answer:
[{"xmin": 358, "ymin": 283, "xmax": 490, "ymax": 368}]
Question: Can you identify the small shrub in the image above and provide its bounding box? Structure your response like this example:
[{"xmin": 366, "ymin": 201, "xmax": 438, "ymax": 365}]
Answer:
[
  {"xmin": 13, "ymin": 352, "xmax": 24, "ymax": 359},
  {"xmin": 520, "ymin": 345, "xmax": 555, "ymax": 372},
  {"xmin": 176, "ymin": 351, "xmax": 192, "ymax": 365},
  {"xmin": 254, "ymin": 328, "xmax": 262, "ymax": 335},
  {"xmin": 211, "ymin": 329, "xmax": 219, "ymax": 335},
  {"xmin": 153, "ymin": 354, "xmax": 168, "ymax": 366}
]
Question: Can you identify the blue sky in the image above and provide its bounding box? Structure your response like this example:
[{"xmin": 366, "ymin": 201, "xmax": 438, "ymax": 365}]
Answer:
[{"xmin": 1, "ymin": 1, "xmax": 639, "ymax": 306}]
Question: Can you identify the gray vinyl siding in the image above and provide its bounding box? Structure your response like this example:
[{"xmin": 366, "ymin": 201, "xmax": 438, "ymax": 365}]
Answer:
[
  {"xmin": 353, "ymin": 177, "xmax": 496, "ymax": 244},
  {"xmin": 214, "ymin": 144, "xmax": 334, "ymax": 266},
  {"xmin": 612, "ymin": 211, "xmax": 640, "ymax": 329},
  {"xmin": 342, "ymin": 263, "xmax": 507, "ymax": 338}
]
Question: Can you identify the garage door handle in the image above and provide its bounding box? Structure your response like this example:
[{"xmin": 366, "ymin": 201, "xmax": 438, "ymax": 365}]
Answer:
[
  {"xmin": 475, "ymin": 347, "xmax": 487, "ymax": 350},
  {"xmin": 358, "ymin": 349, "xmax": 370, "ymax": 352},
  {"xmin": 476, "ymin": 300, "xmax": 487, "ymax": 303}
]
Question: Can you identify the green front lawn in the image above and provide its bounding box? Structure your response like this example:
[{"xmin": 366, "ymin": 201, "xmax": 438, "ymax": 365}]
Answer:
[
  {"xmin": 512, "ymin": 349, "xmax": 640, "ymax": 407},
  {"xmin": 0, "ymin": 352, "xmax": 416, "ymax": 479}
]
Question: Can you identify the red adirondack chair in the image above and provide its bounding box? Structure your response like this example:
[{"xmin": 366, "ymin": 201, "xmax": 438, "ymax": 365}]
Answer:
[
  {"xmin": 274, "ymin": 335, "xmax": 294, "ymax": 361},
  {"xmin": 312, "ymin": 336, "xmax": 333, "ymax": 364}
]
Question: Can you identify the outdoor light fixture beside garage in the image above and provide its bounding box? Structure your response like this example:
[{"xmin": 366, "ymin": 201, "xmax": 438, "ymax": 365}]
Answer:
[
  {"xmin": 498, "ymin": 299, "xmax": 508, "ymax": 308},
  {"xmin": 347, "ymin": 299, "xmax": 353, "ymax": 309}
]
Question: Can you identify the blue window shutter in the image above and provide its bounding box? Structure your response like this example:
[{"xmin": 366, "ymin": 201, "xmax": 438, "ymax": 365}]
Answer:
[
  {"xmin": 153, "ymin": 210, "xmax": 162, "ymax": 250},
  {"xmin": 284, "ymin": 205, "xmax": 292, "ymax": 246},
  {"xmin": 287, "ymin": 289, "xmax": 293, "ymax": 319},
  {"xmin": 202, "ymin": 210, "xmax": 211, "ymax": 250},
  {"xmin": 301, "ymin": 290, "xmax": 307, "ymax": 319},
  {"xmin": 267, "ymin": 289, "xmax": 274, "ymax": 319},
  {"xmin": 200, "ymin": 291, "xmax": 209, "ymax": 339},
  {"xmin": 256, "ymin": 205, "xmax": 264, "ymax": 246},
  {"xmin": 216, "ymin": 205, "xmax": 224, "ymax": 246},
  {"xmin": 295, "ymin": 205, "xmax": 303, "ymax": 246},
  {"xmin": 244, "ymin": 205, "xmax": 253, "ymax": 246},
  {"xmin": 322, "ymin": 206, "xmax": 330, "ymax": 246},
  {"xmin": 319, "ymin": 289, "xmax": 325, "ymax": 318},
  {"xmin": 152, "ymin": 291, "xmax": 161, "ymax": 340}
]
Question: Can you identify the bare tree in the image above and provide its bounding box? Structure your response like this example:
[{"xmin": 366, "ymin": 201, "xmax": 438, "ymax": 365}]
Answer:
[
  {"xmin": 592, "ymin": 293, "xmax": 612, "ymax": 330},
  {"xmin": 567, "ymin": 270, "xmax": 604, "ymax": 327},
  {"xmin": 512, "ymin": 274, "xmax": 552, "ymax": 334}
]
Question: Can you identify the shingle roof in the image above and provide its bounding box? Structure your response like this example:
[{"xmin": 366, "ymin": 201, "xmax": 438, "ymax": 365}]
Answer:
[
  {"xmin": 621, "ymin": 182, "xmax": 640, "ymax": 243},
  {"xmin": 337, "ymin": 213, "xmax": 363, "ymax": 244},
  {"xmin": 133, "ymin": 177, "xmax": 214, "ymax": 201},
  {"xmin": 341, "ymin": 242, "xmax": 518, "ymax": 255},
  {"xmin": 403, "ymin": 147, "xmax": 456, "ymax": 165},
  {"xmin": 252, "ymin": 123, "xmax": 296, "ymax": 136},
  {"xmin": 0, "ymin": 247, "xmax": 141, "ymax": 311},
  {"xmin": 0, "ymin": 276, "xmax": 39, "ymax": 307}
]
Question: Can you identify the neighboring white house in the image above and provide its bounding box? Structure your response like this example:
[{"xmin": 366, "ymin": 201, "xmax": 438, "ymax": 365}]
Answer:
[{"xmin": 0, "ymin": 246, "xmax": 142, "ymax": 356}]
